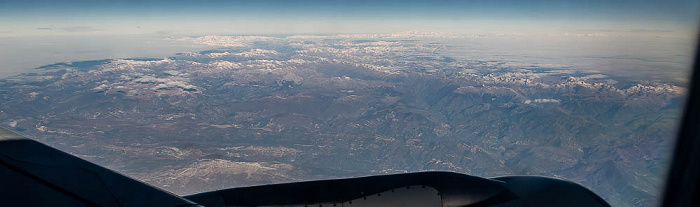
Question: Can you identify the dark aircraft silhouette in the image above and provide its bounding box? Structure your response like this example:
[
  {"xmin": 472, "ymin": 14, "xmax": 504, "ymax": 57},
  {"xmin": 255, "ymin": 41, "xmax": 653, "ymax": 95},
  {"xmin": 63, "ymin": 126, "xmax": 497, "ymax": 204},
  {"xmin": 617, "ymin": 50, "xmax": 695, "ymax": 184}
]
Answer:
[{"xmin": 0, "ymin": 127, "xmax": 610, "ymax": 207}]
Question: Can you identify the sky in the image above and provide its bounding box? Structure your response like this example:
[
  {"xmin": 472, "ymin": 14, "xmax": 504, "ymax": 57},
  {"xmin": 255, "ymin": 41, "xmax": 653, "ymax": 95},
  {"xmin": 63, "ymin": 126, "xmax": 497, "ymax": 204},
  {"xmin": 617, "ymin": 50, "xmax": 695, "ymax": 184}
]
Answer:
[{"xmin": 0, "ymin": 0, "xmax": 699, "ymax": 37}]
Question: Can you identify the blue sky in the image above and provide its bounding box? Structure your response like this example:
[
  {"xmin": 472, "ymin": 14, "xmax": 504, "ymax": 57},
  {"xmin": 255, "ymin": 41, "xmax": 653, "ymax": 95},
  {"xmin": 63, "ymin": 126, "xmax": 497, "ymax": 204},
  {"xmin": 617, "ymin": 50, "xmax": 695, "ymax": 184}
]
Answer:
[{"xmin": 0, "ymin": 0, "xmax": 699, "ymax": 36}]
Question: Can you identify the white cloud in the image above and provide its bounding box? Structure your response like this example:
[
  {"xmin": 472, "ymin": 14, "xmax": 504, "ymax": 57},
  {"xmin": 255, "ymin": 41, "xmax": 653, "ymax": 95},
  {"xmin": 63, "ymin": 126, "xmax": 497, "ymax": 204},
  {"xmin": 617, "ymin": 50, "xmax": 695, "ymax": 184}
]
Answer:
[
  {"xmin": 134, "ymin": 76, "xmax": 167, "ymax": 84},
  {"xmin": 164, "ymin": 70, "xmax": 181, "ymax": 76},
  {"xmin": 92, "ymin": 84, "xmax": 109, "ymax": 92},
  {"xmin": 285, "ymin": 35, "xmax": 328, "ymax": 39},
  {"xmin": 580, "ymin": 74, "xmax": 608, "ymax": 80},
  {"xmin": 170, "ymin": 35, "xmax": 280, "ymax": 47},
  {"xmin": 285, "ymin": 31, "xmax": 469, "ymax": 40},
  {"xmin": 209, "ymin": 60, "xmax": 242, "ymax": 69},
  {"xmin": 235, "ymin": 49, "xmax": 278, "ymax": 57}
]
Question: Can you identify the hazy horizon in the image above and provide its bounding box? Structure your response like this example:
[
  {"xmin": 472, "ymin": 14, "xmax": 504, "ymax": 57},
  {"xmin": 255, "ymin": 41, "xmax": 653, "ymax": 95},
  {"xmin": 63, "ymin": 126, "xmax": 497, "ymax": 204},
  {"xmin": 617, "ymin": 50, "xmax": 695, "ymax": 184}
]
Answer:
[{"xmin": 1, "ymin": 0, "xmax": 698, "ymax": 37}]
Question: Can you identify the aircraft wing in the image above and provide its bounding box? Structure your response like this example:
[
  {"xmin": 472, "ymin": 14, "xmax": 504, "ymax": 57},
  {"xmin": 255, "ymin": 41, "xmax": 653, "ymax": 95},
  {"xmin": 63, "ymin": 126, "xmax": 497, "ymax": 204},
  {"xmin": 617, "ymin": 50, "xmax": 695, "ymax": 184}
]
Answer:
[
  {"xmin": 0, "ymin": 126, "xmax": 610, "ymax": 207},
  {"xmin": 0, "ymin": 127, "xmax": 201, "ymax": 207},
  {"xmin": 184, "ymin": 172, "xmax": 610, "ymax": 207}
]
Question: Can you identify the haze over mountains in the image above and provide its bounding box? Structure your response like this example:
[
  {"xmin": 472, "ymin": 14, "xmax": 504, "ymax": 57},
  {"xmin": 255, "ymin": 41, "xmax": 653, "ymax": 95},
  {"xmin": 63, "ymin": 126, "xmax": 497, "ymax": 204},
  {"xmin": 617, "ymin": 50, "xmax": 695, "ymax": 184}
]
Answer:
[{"xmin": 0, "ymin": 34, "xmax": 687, "ymax": 207}]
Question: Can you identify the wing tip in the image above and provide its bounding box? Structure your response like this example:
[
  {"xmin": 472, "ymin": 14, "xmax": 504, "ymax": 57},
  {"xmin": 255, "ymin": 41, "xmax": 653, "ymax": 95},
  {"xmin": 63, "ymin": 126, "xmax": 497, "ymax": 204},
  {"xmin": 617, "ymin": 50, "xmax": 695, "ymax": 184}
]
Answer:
[{"xmin": 0, "ymin": 126, "xmax": 27, "ymax": 141}]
